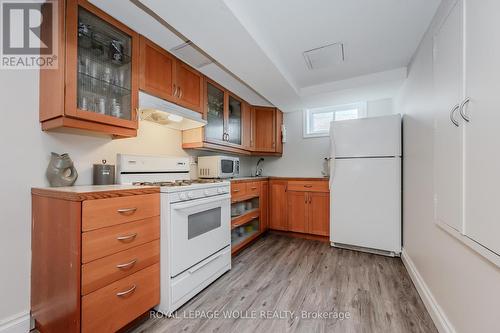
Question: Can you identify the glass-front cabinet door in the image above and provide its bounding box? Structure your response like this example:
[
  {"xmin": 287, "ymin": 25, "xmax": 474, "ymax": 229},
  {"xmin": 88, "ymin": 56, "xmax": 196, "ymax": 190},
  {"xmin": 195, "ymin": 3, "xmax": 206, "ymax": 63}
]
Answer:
[
  {"xmin": 227, "ymin": 95, "xmax": 242, "ymax": 145},
  {"xmin": 205, "ymin": 82, "xmax": 225, "ymax": 142},
  {"xmin": 66, "ymin": 1, "xmax": 138, "ymax": 129}
]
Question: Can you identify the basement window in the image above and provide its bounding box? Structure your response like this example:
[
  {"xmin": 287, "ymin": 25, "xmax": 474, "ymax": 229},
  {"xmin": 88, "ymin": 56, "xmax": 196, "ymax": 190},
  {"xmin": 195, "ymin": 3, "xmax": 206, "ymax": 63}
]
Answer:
[{"xmin": 303, "ymin": 102, "xmax": 367, "ymax": 138}]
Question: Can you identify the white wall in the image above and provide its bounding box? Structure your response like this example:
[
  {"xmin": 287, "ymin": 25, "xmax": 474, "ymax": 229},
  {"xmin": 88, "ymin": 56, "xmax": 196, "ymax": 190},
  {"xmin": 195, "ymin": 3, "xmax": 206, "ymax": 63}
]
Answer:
[
  {"xmin": 395, "ymin": 1, "xmax": 500, "ymax": 332},
  {"xmin": 258, "ymin": 98, "xmax": 394, "ymax": 177}
]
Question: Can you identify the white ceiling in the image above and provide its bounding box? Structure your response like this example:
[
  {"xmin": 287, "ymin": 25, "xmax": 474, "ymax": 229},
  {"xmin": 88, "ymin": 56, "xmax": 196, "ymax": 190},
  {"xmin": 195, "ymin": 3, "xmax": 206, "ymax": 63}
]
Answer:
[
  {"xmin": 224, "ymin": 0, "xmax": 441, "ymax": 89},
  {"xmin": 91, "ymin": 0, "xmax": 440, "ymax": 111}
]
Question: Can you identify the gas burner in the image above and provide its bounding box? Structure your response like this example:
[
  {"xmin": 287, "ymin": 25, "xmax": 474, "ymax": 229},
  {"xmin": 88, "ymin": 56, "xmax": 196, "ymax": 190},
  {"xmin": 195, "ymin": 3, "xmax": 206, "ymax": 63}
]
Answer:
[
  {"xmin": 132, "ymin": 179, "xmax": 224, "ymax": 187},
  {"xmin": 191, "ymin": 179, "xmax": 224, "ymax": 184}
]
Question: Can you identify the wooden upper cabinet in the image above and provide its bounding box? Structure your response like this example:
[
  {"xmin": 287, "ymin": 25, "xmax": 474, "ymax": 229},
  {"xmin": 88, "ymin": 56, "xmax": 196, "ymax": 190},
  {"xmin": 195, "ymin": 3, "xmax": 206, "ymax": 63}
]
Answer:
[
  {"xmin": 227, "ymin": 93, "xmax": 243, "ymax": 145},
  {"xmin": 269, "ymin": 180, "xmax": 288, "ymax": 231},
  {"xmin": 139, "ymin": 37, "xmax": 203, "ymax": 114},
  {"xmin": 175, "ymin": 61, "xmax": 204, "ymax": 113},
  {"xmin": 242, "ymin": 101, "xmax": 253, "ymax": 150},
  {"xmin": 39, "ymin": 0, "xmax": 139, "ymax": 138},
  {"xmin": 183, "ymin": 78, "xmax": 249, "ymax": 154},
  {"xmin": 204, "ymin": 79, "xmax": 227, "ymax": 145},
  {"xmin": 139, "ymin": 36, "xmax": 176, "ymax": 102},
  {"xmin": 253, "ymin": 106, "xmax": 278, "ymax": 153}
]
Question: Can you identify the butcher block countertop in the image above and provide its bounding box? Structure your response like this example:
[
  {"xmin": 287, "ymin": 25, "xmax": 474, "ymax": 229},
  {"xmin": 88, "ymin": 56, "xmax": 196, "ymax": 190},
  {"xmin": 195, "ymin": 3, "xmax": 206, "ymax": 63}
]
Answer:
[
  {"xmin": 31, "ymin": 185, "xmax": 160, "ymax": 201},
  {"xmin": 230, "ymin": 176, "xmax": 329, "ymax": 183}
]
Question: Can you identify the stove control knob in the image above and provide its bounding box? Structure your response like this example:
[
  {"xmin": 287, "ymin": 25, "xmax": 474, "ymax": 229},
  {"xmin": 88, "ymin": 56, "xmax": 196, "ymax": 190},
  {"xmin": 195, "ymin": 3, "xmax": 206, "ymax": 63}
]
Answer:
[
  {"xmin": 179, "ymin": 193, "xmax": 187, "ymax": 201},
  {"xmin": 204, "ymin": 190, "xmax": 210, "ymax": 196},
  {"xmin": 187, "ymin": 192, "xmax": 194, "ymax": 199}
]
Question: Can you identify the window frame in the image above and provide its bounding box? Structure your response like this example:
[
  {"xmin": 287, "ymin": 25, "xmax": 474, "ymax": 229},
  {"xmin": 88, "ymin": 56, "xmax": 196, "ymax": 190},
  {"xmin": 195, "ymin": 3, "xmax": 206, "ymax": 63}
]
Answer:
[{"xmin": 303, "ymin": 102, "xmax": 367, "ymax": 138}]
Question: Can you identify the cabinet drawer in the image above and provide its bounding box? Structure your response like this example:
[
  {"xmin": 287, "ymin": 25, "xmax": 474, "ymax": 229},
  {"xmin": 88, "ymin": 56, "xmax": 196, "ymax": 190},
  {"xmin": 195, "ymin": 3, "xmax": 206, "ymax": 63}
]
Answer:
[
  {"xmin": 81, "ymin": 263, "xmax": 160, "ymax": 333},
  {"xmin": 246, "ymin": 182, "xmax": 261, "ymax": 196},
  {"xmin": 82, "ymin": 240, "xmax": 160, "ymax": 295},
  {"xmin": 82, "ymin": 194, "xmax": 160, "ymax": 231},
  {"xmin": 287, "ymin": 181, "xmax": 329, "ymax": 193},
  {"xmin": 231, "ymin": 182, "xmax": 246, "ymax": 198},
  {"xmin": 82, "ymin": 217, "xmax": 160, "ymax": 263}
]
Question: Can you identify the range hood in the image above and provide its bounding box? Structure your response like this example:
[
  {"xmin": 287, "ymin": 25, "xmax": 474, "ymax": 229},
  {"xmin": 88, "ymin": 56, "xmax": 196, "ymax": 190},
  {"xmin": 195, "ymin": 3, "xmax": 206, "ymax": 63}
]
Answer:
[{"xmin": 138, "ymin": 91, "xmax": 207, "ymax": 130}]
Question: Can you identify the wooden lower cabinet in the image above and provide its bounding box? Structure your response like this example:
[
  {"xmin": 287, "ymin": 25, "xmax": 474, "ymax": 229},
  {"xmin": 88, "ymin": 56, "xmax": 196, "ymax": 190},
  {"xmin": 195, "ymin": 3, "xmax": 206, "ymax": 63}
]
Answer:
[
  {"xmin": 269, "ymin": 180, "xmax": 288, "ymax": 231},
  {"xmin": 31, "ymin": 186, "xmax": 161, "ymax": 333},
  {"xmin": 287, "ymin": 191, "xmax": 308, "ymax": 233},
  {"xmin": 269, "ymin": 179, "xmax": 330, "ymax": 237},
  {"xmin": 260, "ymin": 182, "xmax": 269, "ymax": 231},
  {"xmin": 82, "ymin": 263, "xmax": 160, "ymax": 333},
  {"xmin": 309, "ymin": 192, "xmax": 330, "ymax": 236}
]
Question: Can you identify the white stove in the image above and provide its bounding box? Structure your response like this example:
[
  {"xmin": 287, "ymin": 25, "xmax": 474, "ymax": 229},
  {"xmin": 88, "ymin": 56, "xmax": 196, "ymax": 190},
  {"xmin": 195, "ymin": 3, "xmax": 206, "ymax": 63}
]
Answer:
[{"xmin": 117, "ymin": 154, "xmax": 231, "ymax": 315}]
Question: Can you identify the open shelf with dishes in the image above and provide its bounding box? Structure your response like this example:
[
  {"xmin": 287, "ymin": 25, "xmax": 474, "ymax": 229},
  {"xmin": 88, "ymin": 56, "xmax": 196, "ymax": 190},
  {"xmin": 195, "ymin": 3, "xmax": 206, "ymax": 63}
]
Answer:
[
  {"xmin": 231, "ymin": 195, "xmax": 262, "ymax": 254},
  {"xmin": 231, "ymin": 218, "xmax": 261, "ymax": 253},
  {"xmin": 232, "ymin": 209, "xmax": 259, "ymax": 229}
]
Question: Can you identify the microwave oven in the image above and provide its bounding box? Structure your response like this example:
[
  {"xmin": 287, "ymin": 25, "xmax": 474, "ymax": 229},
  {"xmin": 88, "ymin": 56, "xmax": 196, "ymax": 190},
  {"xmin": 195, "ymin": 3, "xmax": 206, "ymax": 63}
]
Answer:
[{"xmin": 198, "ymin": 156, "xmax": 240, "ymax": 178}]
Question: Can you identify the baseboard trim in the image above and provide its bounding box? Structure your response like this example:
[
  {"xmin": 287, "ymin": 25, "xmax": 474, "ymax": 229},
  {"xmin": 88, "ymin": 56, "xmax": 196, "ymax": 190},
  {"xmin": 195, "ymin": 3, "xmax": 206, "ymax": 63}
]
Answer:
[
  {"xmin": 0, "ymin": 312, "xmax": 30, "ymax": 333},
  {"xmin": 401, "ymin": 249, "xmax": 455, "ymax": 333}
]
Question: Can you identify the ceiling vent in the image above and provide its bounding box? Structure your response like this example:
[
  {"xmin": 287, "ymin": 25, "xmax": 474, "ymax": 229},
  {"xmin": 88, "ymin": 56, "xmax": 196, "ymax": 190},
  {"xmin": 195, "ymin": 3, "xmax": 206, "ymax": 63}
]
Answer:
[
  {"xmin": 303, "ymin": 42, "xmax": 345, "ymax": 70},
  {"xmin": 170, "ymin": 41, "xmax": 213, "ymax": 69}
]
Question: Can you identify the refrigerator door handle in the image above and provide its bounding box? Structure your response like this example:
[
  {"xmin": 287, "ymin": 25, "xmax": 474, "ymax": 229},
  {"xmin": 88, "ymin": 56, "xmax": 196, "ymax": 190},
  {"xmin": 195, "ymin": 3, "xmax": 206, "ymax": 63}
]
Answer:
[{"xmin": 329, "ymin": 135, "xmax": 336, "ymax": 189}]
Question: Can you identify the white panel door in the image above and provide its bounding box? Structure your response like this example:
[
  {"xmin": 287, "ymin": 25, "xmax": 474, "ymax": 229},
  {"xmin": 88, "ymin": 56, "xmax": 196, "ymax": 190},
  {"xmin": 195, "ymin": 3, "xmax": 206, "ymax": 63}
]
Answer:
[
  {"xmin": 331, "ymin": 114, "xmax": 401, "ymax": 158},
  {"xmin": 432, "ymin": 0, "xmax": 464, "ymax": 232},
  {"xmin": 330, "ymin": 157, "xmax": 401, "ymax": 253},
  {"xmin": 463, "ymin": 0, "xmax": 500, "ymax": 255}
]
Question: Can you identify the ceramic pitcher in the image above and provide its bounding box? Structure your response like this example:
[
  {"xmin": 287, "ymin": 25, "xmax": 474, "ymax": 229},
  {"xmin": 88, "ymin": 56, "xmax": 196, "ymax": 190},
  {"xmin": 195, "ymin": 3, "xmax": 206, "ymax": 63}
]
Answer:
[{"xmin": 46, "ymin": 152, "xmax": 78, "ymax": 187}]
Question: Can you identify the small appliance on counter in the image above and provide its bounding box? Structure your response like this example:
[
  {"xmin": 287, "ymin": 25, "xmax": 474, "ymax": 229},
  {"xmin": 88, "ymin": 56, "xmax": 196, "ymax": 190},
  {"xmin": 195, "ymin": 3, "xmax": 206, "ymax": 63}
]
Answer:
[
  {"xmin": 92, "ymin": 159, "xmax": 115, "ymax": 185},
  {"xmin": 198, "ymin": 155, "xmax": 240, "ymax": 178}
]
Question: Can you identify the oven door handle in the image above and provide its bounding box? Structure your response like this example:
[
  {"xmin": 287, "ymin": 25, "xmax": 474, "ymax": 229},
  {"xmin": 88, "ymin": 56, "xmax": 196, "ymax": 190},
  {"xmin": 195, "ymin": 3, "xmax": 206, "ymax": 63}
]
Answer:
[
  {"xmin": 171, "ymin": 194, "xmax": 230, "ymax": 210},
  {"xmin": 188, "ymin": 250, "xmax": 225, "ymax": 274}
]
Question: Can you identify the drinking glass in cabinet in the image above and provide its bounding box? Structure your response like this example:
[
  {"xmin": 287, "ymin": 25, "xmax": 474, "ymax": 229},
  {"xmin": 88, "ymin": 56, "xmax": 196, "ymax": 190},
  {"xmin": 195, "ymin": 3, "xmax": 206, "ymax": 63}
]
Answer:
[
  {"xmin": 206, "ymin": 82, "xmax": 225, "ymax": 141},
  {"xmin": 227, "ymin": 95, "xmax": 242, "ymax": 145},
  {"xmin": 76, "ymin": 6, "xmax": 132, "ymax": 120}
]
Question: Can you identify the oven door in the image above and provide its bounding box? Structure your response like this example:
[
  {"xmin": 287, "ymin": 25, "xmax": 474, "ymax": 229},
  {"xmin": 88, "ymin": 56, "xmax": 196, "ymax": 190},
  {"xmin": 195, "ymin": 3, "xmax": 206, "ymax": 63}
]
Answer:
[{"xmin": 170, "ymin": 194, "xmax": 230, "ymax": 277}]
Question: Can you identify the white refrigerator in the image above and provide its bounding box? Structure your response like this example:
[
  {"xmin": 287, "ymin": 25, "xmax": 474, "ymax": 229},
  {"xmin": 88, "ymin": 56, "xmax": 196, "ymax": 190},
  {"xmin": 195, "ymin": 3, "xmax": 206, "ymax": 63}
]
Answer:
[{"xmin": 329, "ymin": 114, "xmax": 402, "ymax": 256}]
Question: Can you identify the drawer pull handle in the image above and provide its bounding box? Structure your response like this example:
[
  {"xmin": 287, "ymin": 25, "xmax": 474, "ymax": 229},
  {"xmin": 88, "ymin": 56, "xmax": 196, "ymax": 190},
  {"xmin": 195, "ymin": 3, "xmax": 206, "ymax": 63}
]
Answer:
[
  {"xmin": 116, "ymin": 259, "xmax": 137, "ymax": 270},
  {"xmin": 251, "ymin": 216, "xmax": 258, "ymax": 219},
  {"xmin": 233, "ymin": 189, "xmax": 240, "ymax": 192},
  {"xmin": 304, "ymin": 185, "xmax": 313, "ymax": 188},
  {"xmin": 116, "ymin": 284, "xmax": 136, "ymax": 297},
  {"xmin": 251, "ymin": 187, "xmax": 257, "ymax": 190},
  {"xmin": 117, "ymin": 208, "xmax": 137, "ymax": 214},
  {"xmin": 116, "ymin": 233, "xmax": 137, "ymax": 242}
]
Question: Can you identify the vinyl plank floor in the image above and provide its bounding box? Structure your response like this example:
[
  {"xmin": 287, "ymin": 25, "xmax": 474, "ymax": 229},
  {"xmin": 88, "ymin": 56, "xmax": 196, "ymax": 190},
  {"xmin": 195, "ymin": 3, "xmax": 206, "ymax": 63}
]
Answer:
[{"xmin": 130, "ymin": 233, "xmax": 437, "ymax": 333}]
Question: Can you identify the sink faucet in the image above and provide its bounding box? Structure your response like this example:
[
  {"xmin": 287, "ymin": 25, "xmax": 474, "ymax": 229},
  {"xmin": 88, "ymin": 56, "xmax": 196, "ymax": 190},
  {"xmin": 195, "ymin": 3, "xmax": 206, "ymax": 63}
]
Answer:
[{"xmin": 255, "ymin": 158, "xmax": 264, "ymax": 177}]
